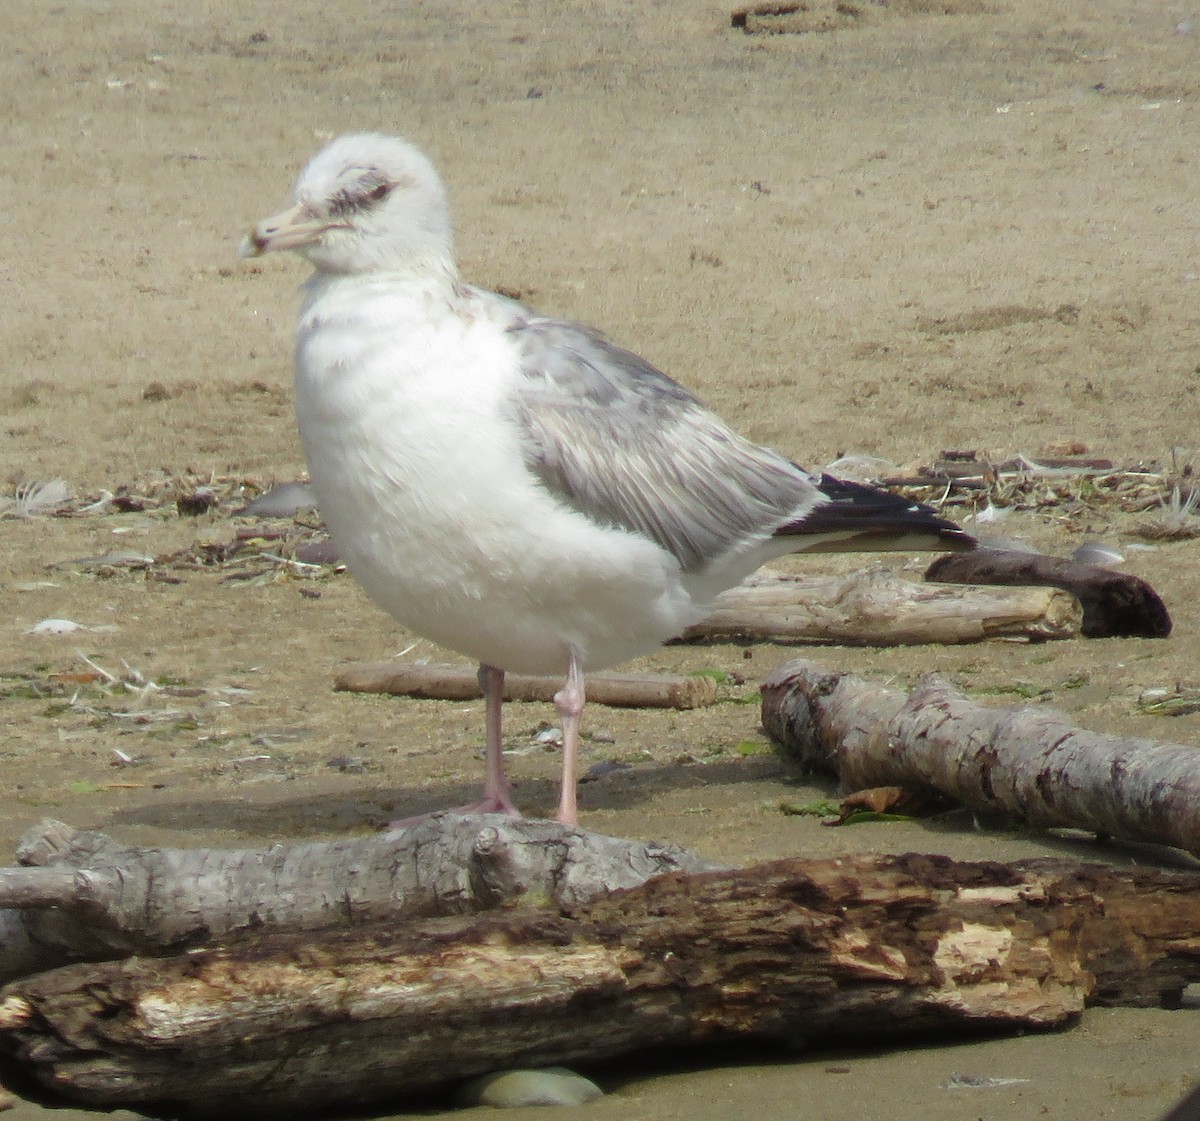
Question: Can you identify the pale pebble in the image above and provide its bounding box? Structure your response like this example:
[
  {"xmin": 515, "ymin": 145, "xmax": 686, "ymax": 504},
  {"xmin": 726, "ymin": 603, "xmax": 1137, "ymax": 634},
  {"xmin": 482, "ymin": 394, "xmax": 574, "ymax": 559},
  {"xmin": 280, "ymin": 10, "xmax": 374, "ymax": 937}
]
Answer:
[
  {"xmin": 241, "ymin": 481, "xmax": 318, "ymax": 518},
  {"xmin": 455, "ymin": 1067, "xmax": 603, "ymax": 1108},
  {"xmin": 25, "ymin": 617, "xmax": 86, "ymax": 636}
]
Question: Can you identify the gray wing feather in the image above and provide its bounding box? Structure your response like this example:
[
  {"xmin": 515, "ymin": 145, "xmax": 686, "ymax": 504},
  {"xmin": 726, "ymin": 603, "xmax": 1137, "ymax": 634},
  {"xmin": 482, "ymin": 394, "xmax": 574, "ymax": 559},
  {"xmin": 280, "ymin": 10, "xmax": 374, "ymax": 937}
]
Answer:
[{"xmin": 507, "ymin": 316, "xmax": 819, "ymax": 573}]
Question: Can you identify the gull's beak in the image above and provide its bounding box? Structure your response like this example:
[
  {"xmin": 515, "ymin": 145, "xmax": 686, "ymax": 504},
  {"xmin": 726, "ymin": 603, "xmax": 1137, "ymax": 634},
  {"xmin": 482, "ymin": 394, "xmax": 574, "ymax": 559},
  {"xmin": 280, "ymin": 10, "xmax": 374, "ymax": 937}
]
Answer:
[{"xmin": 238, "ymin": 202, "xmax": 334, "ymax": 259}]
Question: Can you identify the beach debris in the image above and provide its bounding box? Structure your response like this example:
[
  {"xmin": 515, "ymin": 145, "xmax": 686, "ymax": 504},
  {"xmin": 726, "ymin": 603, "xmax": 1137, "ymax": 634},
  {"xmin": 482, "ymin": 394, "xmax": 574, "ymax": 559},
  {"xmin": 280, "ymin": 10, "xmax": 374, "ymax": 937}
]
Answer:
[
  {"xmin": 24, "ymin": 618, "xmax": 87, "ymax": 636},
  {"xmin": 151, "ymin": 526, "xmax": 340, "ymax": 584},
  {"xmin": 967, "ymin": 499, "xmax": 1012, "ymax": 525},
  {"xmin": 0, "ymin": 479, "xmax": 70, "ymax": 519},
  {"xmin": 823, "ymin": 785, "xmax": 953, "ymax": 826},
  {"xmin": 942, "ymin": 1073, "xmax": 1031, "ymax": 1090},
  {"xmin": 763, "ymin": 659, "xmax": 1200, "ymax": 856},
  {"xmin": 1137, "ymin": 485, "xmax": 1200, "ymax": 540},
  {"xmin": 732, "ymin": 1, "xmax": 865, "ymax": 34},
  {"xmin": 176, "ymin": 487, "xmax": 218, "ymax": 516},
  {"xmin": 870, "ymin": 449, "xmax": 1168, "ymax": 525},
  {"xmin": 1137, "ymin": 686, "xmax": 1200, "ymax": 718},
  {"xmin": 58, "ymin": 552, "xmax": 155, "ymax": 573},
  {"xmin": 77, "ymin": 491, "xmax": 115, "ymax": 514},
  {"xmin": 732, "ymin": 0, "xmax": 988, "ymax": 34}
]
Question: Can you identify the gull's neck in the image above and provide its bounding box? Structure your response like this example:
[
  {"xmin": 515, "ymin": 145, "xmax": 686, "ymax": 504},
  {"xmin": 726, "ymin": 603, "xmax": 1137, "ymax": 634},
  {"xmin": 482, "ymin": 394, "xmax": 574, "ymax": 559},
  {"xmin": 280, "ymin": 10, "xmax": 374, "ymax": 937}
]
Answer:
[{"xmin": 303, "ymin": 250, "xmax": 460, "ymax": 300}]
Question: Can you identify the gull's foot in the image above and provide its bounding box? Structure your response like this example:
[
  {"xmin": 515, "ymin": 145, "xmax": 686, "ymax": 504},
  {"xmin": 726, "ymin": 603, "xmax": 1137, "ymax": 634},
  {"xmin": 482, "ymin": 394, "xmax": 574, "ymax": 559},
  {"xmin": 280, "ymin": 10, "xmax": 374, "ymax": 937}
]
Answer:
[{"xmin": 386, "ymin": 789, "xmax": 521, "ymax": 831}]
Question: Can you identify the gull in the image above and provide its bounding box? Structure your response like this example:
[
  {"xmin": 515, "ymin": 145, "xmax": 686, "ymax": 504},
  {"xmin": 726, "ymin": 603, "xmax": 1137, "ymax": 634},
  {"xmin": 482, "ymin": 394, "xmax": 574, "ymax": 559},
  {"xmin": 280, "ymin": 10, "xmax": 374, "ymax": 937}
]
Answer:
[{"xmin": 241, "ymin": 133, "xmax": 974, "ymax": 826}]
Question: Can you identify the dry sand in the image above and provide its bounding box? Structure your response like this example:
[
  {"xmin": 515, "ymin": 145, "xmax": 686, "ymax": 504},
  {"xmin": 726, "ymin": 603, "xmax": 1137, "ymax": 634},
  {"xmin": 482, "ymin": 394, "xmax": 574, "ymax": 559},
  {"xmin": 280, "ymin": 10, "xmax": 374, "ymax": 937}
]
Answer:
[{"xmin": 2, "ymin": 0, "xmax": 1200, "ymax": 1117}]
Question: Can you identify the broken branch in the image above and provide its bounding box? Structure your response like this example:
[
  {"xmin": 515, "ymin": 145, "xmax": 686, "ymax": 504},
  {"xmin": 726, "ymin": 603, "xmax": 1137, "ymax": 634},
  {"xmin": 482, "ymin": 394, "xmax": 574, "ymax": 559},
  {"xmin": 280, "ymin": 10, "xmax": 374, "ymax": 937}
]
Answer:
[
  {"xmin": 761, "ymin": 659, "xmax": 1200, "ymax": 854},
  {"xmin": 335, "ymin": 663, "xmax": 718, "ymax": 708}
]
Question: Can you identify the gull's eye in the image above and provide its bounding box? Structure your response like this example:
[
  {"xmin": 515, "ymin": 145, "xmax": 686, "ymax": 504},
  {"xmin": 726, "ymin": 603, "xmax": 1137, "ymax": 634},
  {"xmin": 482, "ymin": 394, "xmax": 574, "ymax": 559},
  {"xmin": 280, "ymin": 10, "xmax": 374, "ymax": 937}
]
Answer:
[{"xmin": 328, "ymin": 177, "xmax": 394, "ymax": 217}]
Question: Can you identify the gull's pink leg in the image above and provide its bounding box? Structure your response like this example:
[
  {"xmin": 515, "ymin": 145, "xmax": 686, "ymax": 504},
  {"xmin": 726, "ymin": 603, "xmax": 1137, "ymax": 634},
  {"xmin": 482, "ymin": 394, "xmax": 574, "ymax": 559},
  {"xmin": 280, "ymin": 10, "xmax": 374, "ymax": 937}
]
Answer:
[
  {"xmin": 476, "ymin": 663, "xmax": 519, "ymax": 814},
  {"xmin": 553, "ymin": 648, "xmax": 585, "ymax": 826},
  {"xmin": 387, "ymin": 662, "xmax": 518, "ymax": 828}
]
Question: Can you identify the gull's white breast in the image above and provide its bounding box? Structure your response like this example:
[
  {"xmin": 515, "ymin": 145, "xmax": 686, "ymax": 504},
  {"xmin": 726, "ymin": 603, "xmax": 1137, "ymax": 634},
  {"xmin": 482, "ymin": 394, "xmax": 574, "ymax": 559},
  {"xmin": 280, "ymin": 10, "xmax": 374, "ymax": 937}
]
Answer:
[{"xmin": 292, "ymin": 274, "xmax": 702, "ymax": 674}]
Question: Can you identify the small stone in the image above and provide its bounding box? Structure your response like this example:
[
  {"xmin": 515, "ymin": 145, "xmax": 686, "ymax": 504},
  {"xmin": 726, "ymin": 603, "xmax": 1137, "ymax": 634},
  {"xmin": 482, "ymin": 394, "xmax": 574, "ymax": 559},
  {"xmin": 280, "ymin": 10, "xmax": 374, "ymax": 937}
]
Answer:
[
  {"xmin": 26, "ymin": 617, "xmax": 85, "ymax": 636},
  {"xmin": 583, "ymin": 759, "xmax": 631, "ymax": 781},
  {"xmin": 455, "ymin": 1067, "xmax": 603, "ymax": 1108},
  {"xmin": 293, "ymin": 538, "xmax": 341, "ymax": 565},
  {"xmin": 240, "ymin": 481, "xmax": 318, "ymax": 518}
]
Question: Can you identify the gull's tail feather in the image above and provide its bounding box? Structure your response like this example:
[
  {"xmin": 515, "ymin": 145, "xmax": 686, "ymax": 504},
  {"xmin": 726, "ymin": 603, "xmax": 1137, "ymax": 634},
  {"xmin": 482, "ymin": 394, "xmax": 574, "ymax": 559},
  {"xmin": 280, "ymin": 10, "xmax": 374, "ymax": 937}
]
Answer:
[{"xmin": 779, "ymin": 474, "xmax": 975, "ymax": 554}]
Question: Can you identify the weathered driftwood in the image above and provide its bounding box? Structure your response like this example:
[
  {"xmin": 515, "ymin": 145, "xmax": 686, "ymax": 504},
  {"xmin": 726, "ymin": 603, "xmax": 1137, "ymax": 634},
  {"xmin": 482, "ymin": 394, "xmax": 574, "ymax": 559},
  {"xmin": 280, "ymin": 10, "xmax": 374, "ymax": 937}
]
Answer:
[
  {"xmin": 926, "ymin": 547, "xmax": 1172, "ymax": 638},
  {"xmin": 334, "ymin": 662, "xmax": 718, "ymax": 708},
  {"xmin": 3, "ymin": 853, "xmax": 1200, "ymax": 1117},
  {"xmin": 762, "ymin": 659, "xmax": 1200, "ymax": 854},
  {"xmin": 681, "ymin": 566, "xmax": 1082, "ymax": 645},
  {"xmin": 0, "ymin": 817, "xmax": 720, "ymax": 982}
]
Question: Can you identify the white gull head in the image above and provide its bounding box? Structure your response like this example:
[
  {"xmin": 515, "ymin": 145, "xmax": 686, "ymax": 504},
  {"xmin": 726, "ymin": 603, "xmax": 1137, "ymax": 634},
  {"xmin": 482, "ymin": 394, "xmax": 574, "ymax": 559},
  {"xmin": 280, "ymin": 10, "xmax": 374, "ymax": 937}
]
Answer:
[{"xmin": 239, "ymin": 132, "xmax": 454, "ymax": 275}]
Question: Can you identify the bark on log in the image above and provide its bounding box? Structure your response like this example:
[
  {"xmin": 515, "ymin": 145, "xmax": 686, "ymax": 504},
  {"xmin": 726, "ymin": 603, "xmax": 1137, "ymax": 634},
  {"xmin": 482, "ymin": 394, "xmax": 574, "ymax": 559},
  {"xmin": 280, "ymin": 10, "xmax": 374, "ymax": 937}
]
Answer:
[
  {"xmin": 926, "ymin": 547, "xmax": 1172, "ymax": 638},
  {"xmin": 681, "ymin": 566, "xmax": 1081, "ymax": 644},
  {"xmin": 335, "ymin": 662, "xmax": 718, "ymax": 708},
  {"xmin": 762, "ymin": 659, "xmax": 1200, "ymax": 854},
  {"xmin": 3, "ymin": 853, "xmax": 1200, "ymax": 1117},
  {"xmin": 0, "ymin": 817, "xmax": 720, "ymax": 982}
]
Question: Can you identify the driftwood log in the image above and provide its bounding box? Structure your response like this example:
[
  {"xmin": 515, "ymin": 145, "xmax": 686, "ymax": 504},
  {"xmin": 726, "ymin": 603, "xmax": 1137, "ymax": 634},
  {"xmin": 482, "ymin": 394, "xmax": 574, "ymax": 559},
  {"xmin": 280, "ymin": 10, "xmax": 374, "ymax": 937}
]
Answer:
[
  {"xmin": 682, "ymin": 566, "xmax": 1082, "ymax": 644},
  {"xmin": 762, "ymin": 659, "xmax": 1200, "ymax": 854},
  {"xmin": 0, "ymin": 817, "xmax": 719, "ymax": 982},
  {"xmin": 926, "ymin": 547, "xmax": 1172, "ymax": 638},
  {"xmin": 335, "ymin": 662, "xmax": 719, "ymax": 708},
  {"xmin": 4, "ymin": 852, "xmax": 1200, "ymax": 1116}
]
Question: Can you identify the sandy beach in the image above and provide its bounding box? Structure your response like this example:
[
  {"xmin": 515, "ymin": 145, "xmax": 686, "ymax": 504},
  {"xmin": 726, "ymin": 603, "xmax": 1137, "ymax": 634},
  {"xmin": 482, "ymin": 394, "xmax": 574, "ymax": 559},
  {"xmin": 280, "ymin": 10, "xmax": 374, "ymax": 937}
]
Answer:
[{"xmin": 2, "ymin": 0, "xmax": 1200, "ymax": 1116}]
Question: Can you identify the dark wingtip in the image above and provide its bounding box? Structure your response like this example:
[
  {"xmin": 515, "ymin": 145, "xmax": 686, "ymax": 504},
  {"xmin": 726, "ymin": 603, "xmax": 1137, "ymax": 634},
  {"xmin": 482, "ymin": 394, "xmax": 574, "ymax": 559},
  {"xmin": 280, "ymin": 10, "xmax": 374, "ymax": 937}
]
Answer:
[
  {"xmin": 936, "ymin": 526, "xmax": 978, "ymax": 552},
  {"xmin": 777, "ymin": 473, "xmax": 976, "ymax": 553}
]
